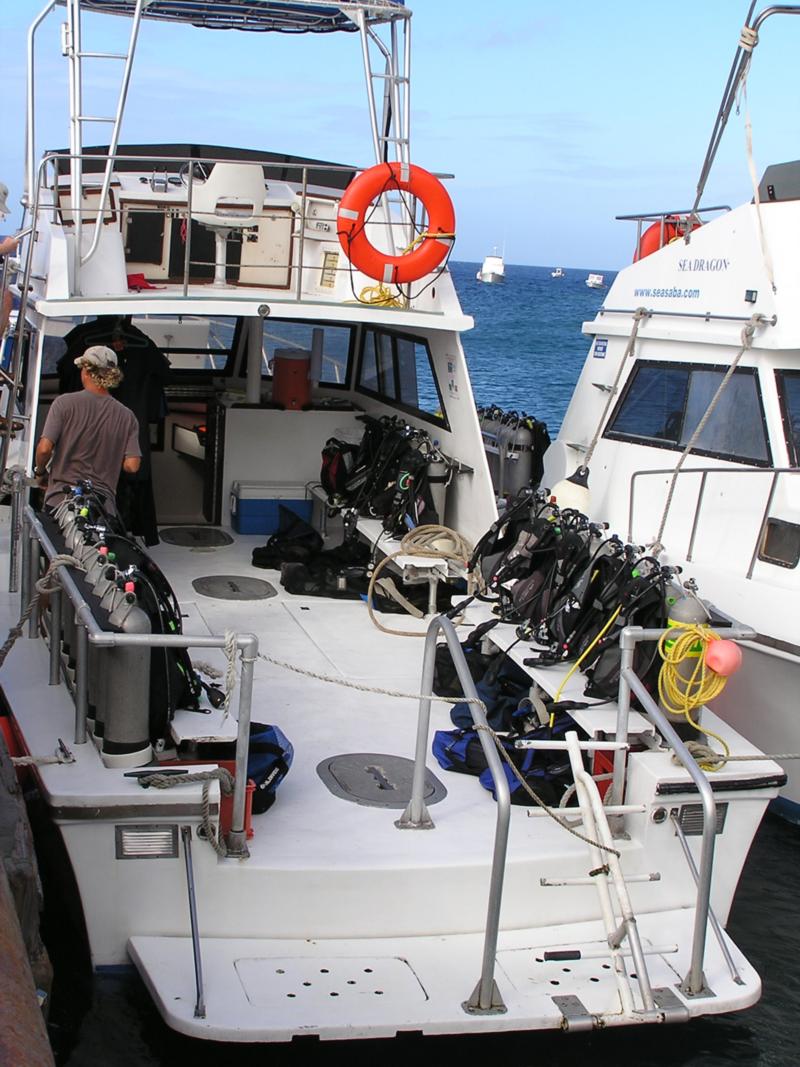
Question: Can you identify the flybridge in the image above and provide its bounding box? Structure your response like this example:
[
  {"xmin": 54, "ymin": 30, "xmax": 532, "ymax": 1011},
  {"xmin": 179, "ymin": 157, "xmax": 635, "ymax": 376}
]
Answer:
[{"xmin": 53, "ymin": 0, "xmax": 407, "ymax": 33}]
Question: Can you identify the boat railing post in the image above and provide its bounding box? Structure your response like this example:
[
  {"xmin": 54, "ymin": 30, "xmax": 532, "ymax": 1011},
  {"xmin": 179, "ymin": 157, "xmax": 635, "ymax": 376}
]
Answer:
[
  {"xmin": 8, "ymin": 469, "xmax": 25, "ymax": 593},
  {"xmin": 226, "ymin": 634, "xmax": 258, "ymax": 859},
  {"xmin": 19, "ymin": 512, "xmax": 31, "ymax": 614},
  {"xmin": 48, "ymin": 587, "xmax": 62, "ymax": 685},
  {"xmin": 295, "ymin": 166, "xmax": 308, "ymax": 301},
  {"xmin": 395, "ymin": 622, "xmax": 438, "ymax": 830},
  {"xmin": 180, "ymin": 825, "xmax": 206, "ymax": 1019},
  {"xmin": 608, "ymin": 625, "xmax": 638, "ymax": 834},
  {"xmin": 73, "ymin": 617, "xmax": 89, "ymax": 745},
  {"xmin": 399, "ymin": 613, "xmax": 508, "ymax": 1014},
  {"xmin": 182, "ymin": 158, "xmax": 193, "ymax": 298},
  {"xmin": 27, "ymin": 531, "xmax": 40, "ymax": 638}
]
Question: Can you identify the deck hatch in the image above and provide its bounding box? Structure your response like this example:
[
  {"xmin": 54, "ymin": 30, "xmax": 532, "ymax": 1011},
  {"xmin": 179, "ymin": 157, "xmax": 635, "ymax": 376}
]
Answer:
[
  {"xmin": 160, "ymin": 527, "xmax": 234, "ymax": 548},
  {"xmin": 317, "ymin": 753, "xmax": 447, "ymax": 808},
  {"xmin": 192, "ymin": 575, "xmax": 277, "ymax": 600}
]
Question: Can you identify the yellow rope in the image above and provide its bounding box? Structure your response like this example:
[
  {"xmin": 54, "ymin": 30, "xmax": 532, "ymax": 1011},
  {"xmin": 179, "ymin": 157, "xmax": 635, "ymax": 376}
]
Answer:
[
  {"xmin": 357, "ymin": 284, "xmax": 407, "ymax": 307},
  {"xmin": 400, "ymin": 230, "xmax": 456, "ymax": 255},
  {"xmin": 657, "ymin": 624, "xmax": 730, "ymax": 770}
]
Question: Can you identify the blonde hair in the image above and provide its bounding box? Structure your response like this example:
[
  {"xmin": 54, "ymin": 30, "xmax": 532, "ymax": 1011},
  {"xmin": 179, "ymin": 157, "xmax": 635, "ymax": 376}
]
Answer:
[{"xmin": 87, "ymin": 365, "xmax": 124, "ymax": 390}]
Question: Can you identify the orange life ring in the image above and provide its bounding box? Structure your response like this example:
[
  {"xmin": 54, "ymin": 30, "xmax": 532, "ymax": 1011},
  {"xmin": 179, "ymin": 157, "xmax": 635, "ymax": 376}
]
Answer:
[
  {"xmin": 337, "ymin": 162, "xmax": 455, "ymax": 284},
  {"xmin": 634, "ymin": 215, "xmax": 701, "ymax": 261}
]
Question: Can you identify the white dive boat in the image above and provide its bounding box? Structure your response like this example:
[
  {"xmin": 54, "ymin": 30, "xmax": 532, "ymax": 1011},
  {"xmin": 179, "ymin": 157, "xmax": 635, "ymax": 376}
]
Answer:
[
  {"xmin": 477, "ymin": 250, "xmax": 505, "ymax": 283},
  {"xmin": 544, "ymin": 6, "xmax": 800, "ymax": 823},
  {"xmin": 0, "ymin": 0, "xmax": 783, "ymax": 1046},
  {"xmin": 551, "ymin": 267, "xmax": 565, "ymax": 278},
  {"xmin": 586, "ymin": 273, "xmax": 604, "ymax": 289}
]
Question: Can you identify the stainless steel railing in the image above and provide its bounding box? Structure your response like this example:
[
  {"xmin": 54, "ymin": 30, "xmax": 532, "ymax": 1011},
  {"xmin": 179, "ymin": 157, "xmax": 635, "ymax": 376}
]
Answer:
[
  {"xmin": 398, "ymin": 613, "xmax": 511, "ymax": 1015},
  {"xmin": 628, "ymin": 465, "xmax": 800, "ymax": 576},
  {"xmin": 22, "ymin": 504, "xmax": 257, "ymax": 858}
]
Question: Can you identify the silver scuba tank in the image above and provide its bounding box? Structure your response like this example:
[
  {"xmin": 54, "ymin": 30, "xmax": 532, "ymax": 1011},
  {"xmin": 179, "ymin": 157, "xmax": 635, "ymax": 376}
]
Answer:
[
  {"xmin": 101, "ymin": 588, "xmax": 153, "ymax": 768},
  {"xmin": 481, "ymin": 405, "xmax": 502, "ymax": 490},
  {"xmin": 503, "ymin": 416, "xmax": 534, "ymax": 496},
  {"xmin": 87, "ymin": 564, "xmax": 119, "ymax": 741},
  {"xmin": 427, "ymin": 448, "xmax": 449, "ymax": 525}
]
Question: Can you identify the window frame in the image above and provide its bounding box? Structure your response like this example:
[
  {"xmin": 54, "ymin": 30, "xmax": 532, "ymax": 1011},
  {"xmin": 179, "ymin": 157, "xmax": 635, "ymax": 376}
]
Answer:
[
  {"xmin": 355, "ymin": 325, "xmax": 449, "ymax": 430},
  {"xmin": 258, "ymin": 318, "xmax": 355, "ymax": 391},
  {"xmin": 603, "ymin": 358, "xmax": 772, "ymax": 467},
  {"xmin": 775, "ymin": 369, "xmax": 800, "ymax": 467}
]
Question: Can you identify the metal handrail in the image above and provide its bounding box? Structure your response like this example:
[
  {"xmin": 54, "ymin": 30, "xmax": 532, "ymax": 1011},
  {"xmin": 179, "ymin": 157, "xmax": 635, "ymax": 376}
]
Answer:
[
  {"xmin": 25, "ymin": 149, "xmax": 454, "ymax": 301},
  {"xmin": 398, "ymin": 613, "xmax": 510, "ymax": 1015},
  {"xmin": 609, "ymin": 622, "xmax": 755, "ymax": 997},
  {"xmin": 627, "ymin": 464, "xmax": 799, "ymax": 573},
  {"xmin": 23, "ymin": 504, "xmax": 257, "ymax": 858}
]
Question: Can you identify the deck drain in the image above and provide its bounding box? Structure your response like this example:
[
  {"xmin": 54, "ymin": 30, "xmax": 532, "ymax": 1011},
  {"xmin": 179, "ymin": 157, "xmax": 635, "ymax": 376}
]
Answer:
[
  {"xmin": 192, "ymin": 575, "xmax": 277, "ymax": 600},
  {"xmin": 317, "ymin": 753, "xmax": 447, "ymax": 808},
  {"xmin": 160, "ymin": 527, "xmax": 234, "ymax": 548}
]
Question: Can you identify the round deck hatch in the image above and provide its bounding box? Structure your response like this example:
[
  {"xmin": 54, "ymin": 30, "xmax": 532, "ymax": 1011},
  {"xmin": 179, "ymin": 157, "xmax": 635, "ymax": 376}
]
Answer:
[
  {"xmin": 317, "ymin": 753, "xmax": 447, "ymax": 808},
  {"xmin": 192, "ymin": 575, "xmax": 277, "ymax": 600},
  {"xmin": 160, "ymin": 527, "xmax": 234, "ymax": 548}
]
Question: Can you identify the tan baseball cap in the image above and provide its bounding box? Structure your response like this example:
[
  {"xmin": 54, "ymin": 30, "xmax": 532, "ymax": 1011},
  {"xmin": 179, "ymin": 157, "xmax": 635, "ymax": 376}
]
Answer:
[{"xmin": 74, "ymin": 345, "xmax": 118, "ymax": 369}]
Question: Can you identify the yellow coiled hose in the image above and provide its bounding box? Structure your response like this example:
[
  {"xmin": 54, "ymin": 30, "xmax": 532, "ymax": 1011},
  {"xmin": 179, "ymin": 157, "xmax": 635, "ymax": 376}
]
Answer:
[{"xmin": 657, "ymin": 623, "xmax": 730, "ymax": 770}]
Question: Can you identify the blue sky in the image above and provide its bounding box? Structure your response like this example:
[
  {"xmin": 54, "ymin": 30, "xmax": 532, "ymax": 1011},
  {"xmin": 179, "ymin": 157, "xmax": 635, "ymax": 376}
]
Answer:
[{"xmin": 1, "ymin": 1, "xmax": 799, "ymax": 269}]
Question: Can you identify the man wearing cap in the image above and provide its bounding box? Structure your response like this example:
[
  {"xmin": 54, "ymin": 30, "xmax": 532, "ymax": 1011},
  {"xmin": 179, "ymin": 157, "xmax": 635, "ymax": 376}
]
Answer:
[{"xmin": 34, "ymin": 345, "xmax": 141, "ymax": 512}]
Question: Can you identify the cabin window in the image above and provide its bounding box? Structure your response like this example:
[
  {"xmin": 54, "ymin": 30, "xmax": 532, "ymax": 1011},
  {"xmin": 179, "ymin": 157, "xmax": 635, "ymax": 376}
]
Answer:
[
  {"xmin": 758, "ymin": 517, "xmax": 800, "ymax": 569},
  {"xmin": 134, "ymin": 314, "xmax": 239, "ymax": 373},
  {"xmin": 605, "ymin": 360, "xmax": 770, "ymax": 465},
  {"xmin": 356, "ymin": 327, "xmax": 447, "ymax": 427},
  {"xmin": 775, "ymin": 370, "xmax": 800, "ymax": 465},
  {"xmin": 261, "ymin": 320, "xmax": 353, "ymax": 387}
]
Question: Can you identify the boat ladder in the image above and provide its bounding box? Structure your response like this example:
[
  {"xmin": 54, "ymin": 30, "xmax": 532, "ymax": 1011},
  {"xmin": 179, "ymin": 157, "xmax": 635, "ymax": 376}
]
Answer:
[{"xmin": 533, "ymin": 731, "xmax": 685, "ymax": 1028}]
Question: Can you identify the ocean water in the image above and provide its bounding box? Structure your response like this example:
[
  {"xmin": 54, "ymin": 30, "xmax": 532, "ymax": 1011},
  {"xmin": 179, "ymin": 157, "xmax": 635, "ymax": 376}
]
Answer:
[{"xmin": 47, "ymin": 262, "xmax": 800, "ymax": 1066}]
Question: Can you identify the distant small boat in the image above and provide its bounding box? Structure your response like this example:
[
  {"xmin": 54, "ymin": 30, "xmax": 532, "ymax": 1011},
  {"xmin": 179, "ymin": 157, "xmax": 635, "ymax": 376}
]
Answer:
[
  {"xmin": 585, "ymin": 272, "xmax": 604, "ymax": 288},
  {"xmin": 476, "ymin": 251, "xmax": 505, "ymax": 283},
  {"xmin": 551, "ymin": 267, "xmax": 565, "ymax": 278}
]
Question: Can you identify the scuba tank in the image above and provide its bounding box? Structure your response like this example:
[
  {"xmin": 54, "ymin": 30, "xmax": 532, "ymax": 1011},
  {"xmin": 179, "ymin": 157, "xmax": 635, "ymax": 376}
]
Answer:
[
  {"xmin": 426, "ymin": 445, "xmax": 450, "ymax": 525},
  {"xmin": 481, "ymin": 405, "xmax": 502, "ymax": 490},
  {"xmin": 502, "ymin": 413, "xmax": 534, "ymax": 497},
  {"xmin": 659, "ymin": 585, "xmax": 709, "ymax": 739},
  {"xmin": 101, "ymin": 583, "xmax": 153, "ymax": 768},
  {"xmin": 87, "ymin": 563, "xmax": 120, "ymax": 741}
]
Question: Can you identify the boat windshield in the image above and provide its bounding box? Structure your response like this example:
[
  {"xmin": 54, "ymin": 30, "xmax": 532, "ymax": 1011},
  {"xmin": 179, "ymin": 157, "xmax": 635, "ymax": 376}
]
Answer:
[{"xmin": 604, "ymin": 359, "xmax": 771, "ymax": 466}]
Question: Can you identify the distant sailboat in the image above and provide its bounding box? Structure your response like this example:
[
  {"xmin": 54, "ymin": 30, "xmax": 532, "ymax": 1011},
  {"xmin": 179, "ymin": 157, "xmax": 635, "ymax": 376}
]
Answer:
[
  {"xmin": 551, "ymin": 267, "xmax": 565, "ymax": 278},
  {"xmin": 586, "ymin": 272, "xmax": 604, "ymax": 288},
  {"xmin": 476, "ymin": 249, "xmax": 505, "ymax": 283}
]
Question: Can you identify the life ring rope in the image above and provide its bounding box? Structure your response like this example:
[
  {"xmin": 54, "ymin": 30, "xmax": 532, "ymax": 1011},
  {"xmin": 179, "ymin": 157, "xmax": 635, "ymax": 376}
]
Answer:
[{"xmin": 337, "ymin": 161, "xmax": 456, "ymax": 288}]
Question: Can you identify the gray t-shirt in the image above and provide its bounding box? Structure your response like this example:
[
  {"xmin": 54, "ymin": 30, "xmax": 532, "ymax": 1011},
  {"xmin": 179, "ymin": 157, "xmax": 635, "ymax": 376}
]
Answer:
[{"xmin": 42, "ymin": 390, "xmax": 141, "ymax": 508}]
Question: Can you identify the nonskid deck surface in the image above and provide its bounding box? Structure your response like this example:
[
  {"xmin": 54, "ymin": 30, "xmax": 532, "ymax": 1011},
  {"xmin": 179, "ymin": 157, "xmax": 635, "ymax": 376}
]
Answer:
[
  {"xmin": 0, "ymin": 520, "xmax": 778, "ymax": 875},
  {"xmin": 128, "ymin": 908, "xmax": 760, "ymax": 1042}
]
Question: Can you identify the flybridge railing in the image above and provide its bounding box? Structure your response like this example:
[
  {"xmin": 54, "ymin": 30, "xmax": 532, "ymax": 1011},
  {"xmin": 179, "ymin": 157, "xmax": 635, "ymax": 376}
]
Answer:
[
  {"xmin": 22, "ymin": 150, "xmax": 454, "ymax": 302},
  {"xmin": 628, "ymin": 465, "xmax": 800, "ymax": 578}
]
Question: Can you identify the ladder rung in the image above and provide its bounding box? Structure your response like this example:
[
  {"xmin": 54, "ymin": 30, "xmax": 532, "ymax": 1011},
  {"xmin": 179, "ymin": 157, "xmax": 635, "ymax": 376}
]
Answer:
[
  {"xmin": 370, "ymin": 73, "xmax": 409, "ymax": 82},
  {"xmin": 78, "ymin": 51, "xmax": 129, "ymax": 60},
  {"xmin": 540, "ymin": 873, "xmax": 661, "ymax": 887},
  {"xmin": 515, "ymin": 739, "xmax": 629, "ymax": 751},
  {"xmin": 378, "ymin": 136, "xmax": 407, "ymax": 144},
  {"xmin": 526, "ymin": 803, "xmax": 645, "ymax": 817},
  {"xmin": 543, "ymin": 943, "xmax": 678, "ymax": 962},
  {"xmin": 77, "ymin": 116, "xmax": 116, "ymax": 124},
  {"xmin": 0, "ymin": 368, "xmax": 14, "ymax": 389}
]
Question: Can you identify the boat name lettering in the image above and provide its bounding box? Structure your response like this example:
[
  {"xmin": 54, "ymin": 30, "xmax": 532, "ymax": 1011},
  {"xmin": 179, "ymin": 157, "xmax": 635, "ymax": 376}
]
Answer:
[{"xmin": 677, "ymin": 257, "xmax": 730, "ymax": 272}]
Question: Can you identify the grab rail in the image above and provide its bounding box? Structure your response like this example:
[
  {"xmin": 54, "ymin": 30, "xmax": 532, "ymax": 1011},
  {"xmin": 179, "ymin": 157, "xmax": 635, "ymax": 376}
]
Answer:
[
  {"xmin": 627, "ymin": 465, "xmax": 799, "ymax": 575},
  {"xmin": 398, "ymin": 614, "xmax": 510, "ymax": 1015},
  {"xmin": 609, "ymin": 622, "xmax": 754, "ymax": 996},
  {"xmin": 23, "ymin": 505, "xmax": 257, "ymax": 858}
]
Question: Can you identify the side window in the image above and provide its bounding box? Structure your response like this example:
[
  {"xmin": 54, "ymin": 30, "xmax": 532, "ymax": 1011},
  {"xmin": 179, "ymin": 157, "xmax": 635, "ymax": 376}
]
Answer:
[
  {"xmin": 606, "ymin": 364, "xmax": 689, "ymax": 443},
  {"xmin": 776, "ymin": 370, "xmax": 800, "ymax": 466},
  {"xmin": 261, "ymin": 321, "xmax": 352, "ymax": 387},
  {"xmin": 606, "ymin": 361, "xmax": 770, "ymax": 465},
  {"xmin": 358, "ymin": 328, "xmax": 447, "ymax": 427}
]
